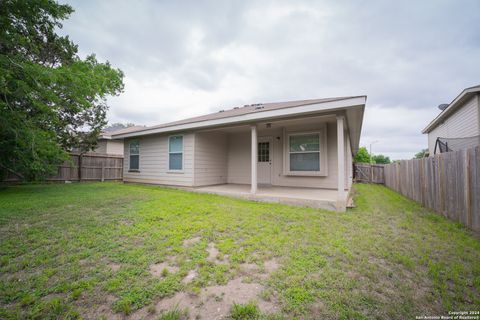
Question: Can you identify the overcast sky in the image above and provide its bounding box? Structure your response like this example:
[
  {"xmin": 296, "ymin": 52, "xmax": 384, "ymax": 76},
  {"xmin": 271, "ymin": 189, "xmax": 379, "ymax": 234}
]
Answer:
[{"xmin": 59, "ymin": 0, "xmax": 480, "ymax": 160}]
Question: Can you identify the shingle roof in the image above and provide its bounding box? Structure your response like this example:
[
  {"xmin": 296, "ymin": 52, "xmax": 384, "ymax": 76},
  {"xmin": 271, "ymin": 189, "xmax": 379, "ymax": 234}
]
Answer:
[
  {"xmin": 100, "ymin": 125, "xmax": 146, "ymax": 139},
  {"xmin": 120, "ymin": 96, "xmax": 365, "ymax": 135}
]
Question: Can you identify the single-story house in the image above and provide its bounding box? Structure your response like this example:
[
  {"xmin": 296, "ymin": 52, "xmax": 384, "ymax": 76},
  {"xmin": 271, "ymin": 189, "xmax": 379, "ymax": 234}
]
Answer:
[
  {"xmin": 112, "ymin": 96, "xmax": 366, "ymax": 211},
  {"xmin": 422, "ymin": 85, "xmax": 480, "ymax": 155}
]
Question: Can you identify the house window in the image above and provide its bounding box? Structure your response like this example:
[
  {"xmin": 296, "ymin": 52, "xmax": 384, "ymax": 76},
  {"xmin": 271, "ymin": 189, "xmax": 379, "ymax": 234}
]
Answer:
[
  {"xmin": 129, "ymin": 141, "xmax": 139, "ymax": 171},
  {"xmin": 288, "ymin": 133, "xmax": 320, "ymax": 171},
  {"xmin": 258, "ymin": 142, "xmax": 270, "ymax": 162},
  {"xmin": 169, "ymin": 135, "xmax": 183, "ymax": 170}
]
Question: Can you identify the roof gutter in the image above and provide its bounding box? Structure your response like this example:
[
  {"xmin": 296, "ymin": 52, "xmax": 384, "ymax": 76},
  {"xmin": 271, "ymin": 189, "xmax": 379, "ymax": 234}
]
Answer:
[{"xmin": 422, "ymin": 86, "xmax": 480, "ymax": 134}]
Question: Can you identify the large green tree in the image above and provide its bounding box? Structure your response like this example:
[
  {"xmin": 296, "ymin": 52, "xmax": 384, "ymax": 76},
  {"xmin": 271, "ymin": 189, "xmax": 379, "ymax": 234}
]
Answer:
[
  {"xmin": 354, "ymin": 147, "xmax": 371, "ymax": 163},
  {"xmin": 414, "ymin": 148, "xmax": 429, "ymax": 159},
  {"xmin": 354, "ymin": 147, "xmax": 391, "ymax": 164},
  {"xmin": 371, "ymin": 154, "xmax": 391, "ymax": 164},
  {"xmin": 0, "ymin": 0, "xmax": 124, "ymax": 180}
]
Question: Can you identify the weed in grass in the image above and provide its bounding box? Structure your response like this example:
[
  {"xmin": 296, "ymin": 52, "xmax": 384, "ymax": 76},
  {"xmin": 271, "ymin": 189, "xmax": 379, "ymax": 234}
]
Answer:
[
  {"xmin": 70, "ymin": 289, "xmax": 83, "ymax": 300},
  {"xmin": 158, "ymin": 305, "xmax": 188, "ymax": 320},
  {"xmin": 19, "ymin": 294, "xmax": 35, "ymax": 307},
  {"xmin": 229, "ymin": 301, "xmax": 260, "ymax": 320},
  {"xmin": 260, "ymin": 289, "xmax": 273, "ymax": 302},
  {"xmin": 161, "ymin": 268, "xmax": 170, "ymax": 277},
  {"xmin": 29, "ymin": 297, "xmax": 79, "ymax": 319},
  {"xmin": 114, "ymin": 298, "xmax": 132, "ymax": 315},
  {"xmin": 147, "ymin": 304, "xmax": 156, "ymax": 314}
]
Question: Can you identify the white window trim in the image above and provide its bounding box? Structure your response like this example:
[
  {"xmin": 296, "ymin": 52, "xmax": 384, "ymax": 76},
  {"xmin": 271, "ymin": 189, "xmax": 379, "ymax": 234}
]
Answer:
[
  {"xmin": 128, "ymin": 140, "xmax": 140, "ymax": 172},
  {"xmin": 168, "ymin": 134, "xmax": 184, "ymax": 173},
  {"xmin": 283, "ymin": 127, "xmax": 328, "ymax": 176}
]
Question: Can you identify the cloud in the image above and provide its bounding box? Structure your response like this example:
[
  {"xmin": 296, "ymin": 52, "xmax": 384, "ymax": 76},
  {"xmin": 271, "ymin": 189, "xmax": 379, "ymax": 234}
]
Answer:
[{"xmin": 60, "ymin": 0, "xmax": 480, "ymax": 159}]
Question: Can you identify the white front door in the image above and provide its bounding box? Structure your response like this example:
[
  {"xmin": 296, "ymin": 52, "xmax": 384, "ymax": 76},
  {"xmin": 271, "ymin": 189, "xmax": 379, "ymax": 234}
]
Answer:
[{"xmin": 257, "ymin": 137, "xmax": 272, "ymax": 185}]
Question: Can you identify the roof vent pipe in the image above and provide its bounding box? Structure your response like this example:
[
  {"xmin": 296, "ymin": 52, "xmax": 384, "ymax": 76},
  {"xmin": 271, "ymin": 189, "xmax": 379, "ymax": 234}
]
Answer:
[{"xmin": 438, "ymin": 104, "xmax": 448, "ymax": 111}]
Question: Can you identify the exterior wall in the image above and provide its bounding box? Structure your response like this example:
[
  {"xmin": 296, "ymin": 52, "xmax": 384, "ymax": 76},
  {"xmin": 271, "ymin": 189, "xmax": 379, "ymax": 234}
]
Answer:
[
  {"xmin": 120, "ymin": 119, "xmax": 355, "ymax": 191},
  {"xmin": 226, "ymin": 119, "xmax": 348, "ymax": 189},
  {"xmin": 345, "ymin": 132, "xmax": 353, "ymax": 190},
  {"xmin": 428, "ymin": 95, "xmax": 480, "ymax": 154},
  {"xmin": 94, "ymin": 140, "xmax": 124, "ymax": 155},
  {"xmin": 194, "ymin": 132, "xmax": 228, "ymax": 186},
  {"xmin": 106, "ymin": 140, "xmax": 124, "ymax": 155},
  {"xmin": 95, "ymin": 140, "xmax": 108, "ymax": 154},
  {"xmin": 123, "ymin": 133, "xmax": 195, "ymax": 186},
  {"xmin": 227, "ymin": 132, "xmax": 252, "ymax": 184}
]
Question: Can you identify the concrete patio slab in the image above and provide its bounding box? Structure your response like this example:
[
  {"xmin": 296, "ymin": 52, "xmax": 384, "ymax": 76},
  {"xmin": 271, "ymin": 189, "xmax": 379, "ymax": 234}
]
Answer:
[{"xmin": 193, "ymin": 184, "xmax": 343, "ymax": 211}]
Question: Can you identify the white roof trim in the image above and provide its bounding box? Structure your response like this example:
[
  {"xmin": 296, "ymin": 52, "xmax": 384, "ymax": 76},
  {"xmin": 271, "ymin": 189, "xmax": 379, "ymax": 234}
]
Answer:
[
  {"xmin": 112, "ymin": 96, "xmax": 367, "ymax": 139},
  {"xmin": 422, "ymin": 85, "xmax": 480, "ymax": 134}
]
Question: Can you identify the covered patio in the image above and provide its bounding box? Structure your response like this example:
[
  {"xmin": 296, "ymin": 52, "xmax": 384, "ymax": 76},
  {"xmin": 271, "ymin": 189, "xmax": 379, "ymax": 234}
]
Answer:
[
  {"xmin": 190, "ymin": 111, "xmax": 357, "ymax": 211},
  {"xmin": 193, "ymin": 183, "xmax": 342, "ymax": 210}
]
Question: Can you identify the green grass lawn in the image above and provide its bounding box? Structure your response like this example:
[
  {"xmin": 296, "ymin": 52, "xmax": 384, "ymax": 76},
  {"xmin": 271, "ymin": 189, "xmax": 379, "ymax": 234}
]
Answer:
[{"xmin": 0, "ymin": 182, "xmax": 479, "ymax": 319}]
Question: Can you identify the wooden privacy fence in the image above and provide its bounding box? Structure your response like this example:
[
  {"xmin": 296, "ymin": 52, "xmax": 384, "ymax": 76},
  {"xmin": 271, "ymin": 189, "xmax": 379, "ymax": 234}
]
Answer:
[
  {"xmin": 2, "ymin": 153, "xmax": 123, "ymax": 183},
  {"xmin": 383, "ymin": 145, "xmax": 480, "ymax": 232},
  {"xmin": 354, "ymin": 163, "xmax": 385, "ymax": 183}
]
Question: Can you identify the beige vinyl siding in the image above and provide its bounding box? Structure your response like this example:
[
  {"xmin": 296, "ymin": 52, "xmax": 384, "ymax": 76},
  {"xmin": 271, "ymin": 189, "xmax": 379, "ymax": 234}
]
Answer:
[
  {"xmin": 428, "ymin": 95, "xmax": 480, "ymax": 154},
  {"xmin": 123, "ymin": 133, "xmax": 194, "ymax": 186},
  {"xmin": 194, "ymin": 132, "xmax": 228, "ymax": 186},
  {"xmin": 226, "ymin": 118, "xmax": 344, "ymax": 189},
  {"xmin": 94, "ymin": 140, "xmax": 108, "ymax": 154},
  {"xmin": 106, "ymin": 140, "xmax": 124, "ymax": 155},
  {"xmin": 227, "ymin": 132, "xmax": 251, "ymax": 184},
  {"xmin": 345, "ymin": 133, "xmax": 353, "ymax": 190},
  {"xmin": 94, "ymin": 140, "xmax": 124, "ymax": 155}
]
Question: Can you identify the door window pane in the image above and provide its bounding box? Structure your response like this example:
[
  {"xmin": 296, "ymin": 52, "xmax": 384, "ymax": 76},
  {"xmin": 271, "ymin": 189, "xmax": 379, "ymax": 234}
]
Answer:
[{"xmin": 258, "ymin": 142, "xmax": 269, "ymax": 162}]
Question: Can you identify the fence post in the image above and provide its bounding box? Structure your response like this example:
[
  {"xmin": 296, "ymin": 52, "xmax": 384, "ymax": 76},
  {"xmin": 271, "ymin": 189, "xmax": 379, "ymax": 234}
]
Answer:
[
  {"xmin": 101, "ymin": 162, "xmax": 105, "ymax": 182},
  {"xmin": 464, "ymin": 149, "xmax": 471, "ymax": 228},
  {"xmin": 78, "ymin": 154, "xmax": 83, "ymax": 182}
]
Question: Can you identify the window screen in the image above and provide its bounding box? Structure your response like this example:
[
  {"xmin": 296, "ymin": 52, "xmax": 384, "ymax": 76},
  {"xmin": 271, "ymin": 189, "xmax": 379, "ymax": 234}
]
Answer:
[
  {"xmin": 289, "ymin": 134, "xmax": 320, "ymax": 171},
  {"xmin": 129, "ymin": 141, "xmax": 139, "ymax": 170},
  {"xmin": 169, "ymin": 136, "xmax": 183, "ymax": 170}
]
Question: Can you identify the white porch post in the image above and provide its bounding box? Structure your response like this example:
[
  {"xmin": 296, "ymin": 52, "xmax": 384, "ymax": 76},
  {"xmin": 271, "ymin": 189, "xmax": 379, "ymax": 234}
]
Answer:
[
  {"xmin": 336, "ymin": 116, "xmax": 346, "ymax": 211},
  {"xmin": 251, "ymin": 125, "xmax": 258, "ymax": 194}
]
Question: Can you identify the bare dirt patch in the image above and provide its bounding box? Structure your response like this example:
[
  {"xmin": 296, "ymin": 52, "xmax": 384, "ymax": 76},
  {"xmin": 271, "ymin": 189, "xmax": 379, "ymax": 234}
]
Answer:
[
  {"xmin": 263, "ymin": 258, "xmax": 280, "ymax": 274},
  {"xmin": 183, "ymin": 236, "xmax": 201, "ymax": 247},
  {"xmin": 129, "ymin": 277, "xmax": 280, "ymax": 320},
  {"xmin": 182, "ymin": 269, "xmax": 198, "ymax": 284},
  {"xmin": 82, "ymin": 294, "xmax": 121, "ymax": 320},
  {"xmin": 149, "ymin": 262, "xmax": 179, "ymax": 277},
  {"xmin": 109, "ymin": 263, "xmax": 121, "ymax": 272},
  {"xmin": 238, "ymin": 263, "xmax": 259, "ymax": 277},
  {"xmin": 207, "ymin": 242, "xmax": 220, "ymax": 262}
]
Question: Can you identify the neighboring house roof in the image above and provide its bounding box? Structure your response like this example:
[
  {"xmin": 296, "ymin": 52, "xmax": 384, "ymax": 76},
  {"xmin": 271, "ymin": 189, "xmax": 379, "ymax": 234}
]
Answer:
[
  {"xmin": 111, "ymin": 96, "xmax": 366, "ymax": 141},
  {"xmin": 422, "ymin": 85, "xmax": 480, "ymax": 134},
  {"xmin": 99, "ymin": 126, "xmax": 146, "ymax": 140}
]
